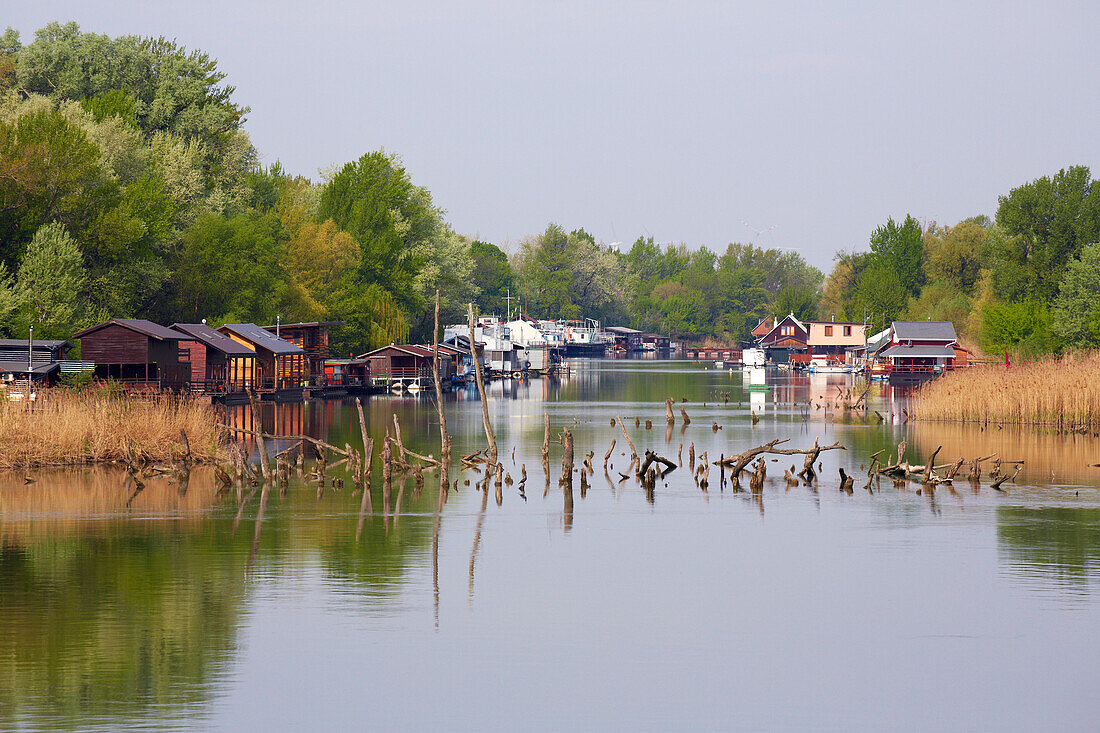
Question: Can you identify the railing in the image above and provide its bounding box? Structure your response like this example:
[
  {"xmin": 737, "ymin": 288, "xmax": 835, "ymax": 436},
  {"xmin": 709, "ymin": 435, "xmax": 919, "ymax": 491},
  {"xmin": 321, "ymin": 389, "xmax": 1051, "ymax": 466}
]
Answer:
[{"xmin": 373, "ymin": 367, "xmax": 429, "ymax": 380}]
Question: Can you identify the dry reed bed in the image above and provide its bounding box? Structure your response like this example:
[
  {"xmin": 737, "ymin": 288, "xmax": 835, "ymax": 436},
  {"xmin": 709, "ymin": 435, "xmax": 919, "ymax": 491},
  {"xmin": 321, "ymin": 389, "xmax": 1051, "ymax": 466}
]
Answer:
[
  {"xmin": 0, "ymin": 388, "xmax": 226, "ymax": 469},
  {"xmin": 911, "ymin": 351, "xmax": 1100, "ymax": 431}
]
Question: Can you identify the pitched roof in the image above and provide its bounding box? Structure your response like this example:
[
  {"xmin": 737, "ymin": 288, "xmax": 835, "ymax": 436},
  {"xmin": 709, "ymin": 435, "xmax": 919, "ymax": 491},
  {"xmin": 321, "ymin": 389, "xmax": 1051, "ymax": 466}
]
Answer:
[
  {"xmin": 72, "ymin": 318, "xmax": 183, "ymax": 341},
  {"xmin": 892, "ymin": 321, "xmax": 958, "ymax": 343},
  {"xmin": 0, "ymin": 338, "xmax": 73, "ymax": 351},
  {"xmin": 220, "ymin": 323, "xmax": 305, "ymax": 355},
  {"xmin": 880, "ymin": 344, "xmax": 957, "ymax": 359},
  {"xmin": 759, "ymin": 313, "xmax": 808, "ymax": 343},
  {"xmin": 358, "ymin": 344, "xmax": 437, "ymax": 360},
  {"xmin": 606, "ymin": 326, "xmax": 642, "ymax": 335},
  {"xmin": 0, "ymin": 360, "xmax": 60, "ymax": 375},
  {"xmin": 171, "ymin": 323, "xmax": 256, "ymax": 356}
]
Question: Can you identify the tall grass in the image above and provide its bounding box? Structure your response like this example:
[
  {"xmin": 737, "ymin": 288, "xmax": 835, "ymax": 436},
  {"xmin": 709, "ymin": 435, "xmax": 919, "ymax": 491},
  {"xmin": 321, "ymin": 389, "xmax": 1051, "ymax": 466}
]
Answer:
[
  {"xmin": 0, "ymin": 387, "xmax": 226, "ymax": 469},
  {"xmin": 911, "ymin": 351, "xmax": 1100, "ymax": 431}
]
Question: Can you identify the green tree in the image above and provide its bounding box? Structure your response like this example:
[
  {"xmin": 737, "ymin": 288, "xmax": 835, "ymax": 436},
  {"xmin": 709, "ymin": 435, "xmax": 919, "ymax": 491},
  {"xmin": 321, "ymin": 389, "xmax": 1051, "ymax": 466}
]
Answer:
[
  {"xmin": 470, "ymin": 240, "xmax": 514, "ymax": 313},
  {"xmin": 0, "ymin": 108, "xmax": 117, "ymax": 265},
  {"xmin": 1052, "ymin": 242, "xmax": 1100, "ymax": 348},
  {"xmin": 981, "ymin": 299, "xmax": 1056, "ymax": 357},
  {"xmin": 317, "ymin": 150, "xmax": 438, "ymax": 308},
  {"xmin": 0, "ymin": 261, "xmax": 20, "ymax": 335},
  {"xmin": 924, "ymin": 220, "xmax": 984, "ymax": 292},
  {"xmin": 870, "ymin": 214, "xmax": 925, "ymax": 296},
  {"xmin": 17, "ymin": 223, "xmax": 87, "ymax": 333},
  {"xmin": 173, "ymin": 211, "xmax": 291, "ymax": 324},
  {"xmin": 852, "ymin": 263, "xmax": 908, "ymax": 329},
  {"xmin": 995, "ymin": 165, "xmax": 1100, "ymax": 301}
]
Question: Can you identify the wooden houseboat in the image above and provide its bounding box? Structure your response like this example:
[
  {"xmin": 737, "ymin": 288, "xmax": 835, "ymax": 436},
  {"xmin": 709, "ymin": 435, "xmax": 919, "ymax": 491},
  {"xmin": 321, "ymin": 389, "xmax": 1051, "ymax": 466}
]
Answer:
[
  {"xmin": 72, "ymin": 319, "xmax": 190, "ymax": 390},
  {"xmin": 323, "ymin": 358, "xmax": 370, "ymax": 392},
  {"xmin": 756, "ymin": 313, "xmax": 809, "ymax": 365},
  {"xmin": 171, "ymin": 323, "xmax": 256, "ymax": 397},
  {"xmin": 218, "ymin": 323, "xmax": 307, "ymax": 397},
  {"xmin": 359, "ymin": 344, "xmax": 454, "ymax": 392},
  {"xmin": 263, "ymin": 321, "xmax": 337, "ymax": 386},
  {"xmin": 871, "ymin": 321, "xmax": 966, "ymax": 383}
]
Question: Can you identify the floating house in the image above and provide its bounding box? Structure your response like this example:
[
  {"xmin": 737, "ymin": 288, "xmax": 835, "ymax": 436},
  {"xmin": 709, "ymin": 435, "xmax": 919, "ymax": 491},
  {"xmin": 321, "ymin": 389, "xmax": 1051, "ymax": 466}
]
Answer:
[
  {"xmin": 605, "ymin": 326, "xmax": 643, "ymax": 352},
  {"xmin": 322, "ymin": 358, "xmax": 370, "ymax": 390},
  {"xmin": 359, "ymin": 344, "xmax": 453, "ymax": 391},
  {"xmin": 639, "ymin": 333, "xmax": 671, "ymax": 352},
  {"xmin": 756, "ymin": 314, "xmax": 809, "ymax": 363},
  {"xmin": 872, "ymin": 321, "xmax": 966, "ymax": 381},
  {"xmin": 263, "ymin": 321, "xmax": 336, "ymax": 386},
  {"xmin": 806, "ymin": 321, "xmax": 868, "ymax": 366},
  {"xmin": 218, "ymin": 323, "xmax": 307, "ymax": 394},
  {"xmin": 0, "ymin": 338, "xmax": 77, "ymax": 385},
  {"xmin": 171, "ymin": 323, "xmax": 256, "ymax": 395},
  {"xmin": 72, "ymin": 319, "xmax": 190, "ymax": 388}
]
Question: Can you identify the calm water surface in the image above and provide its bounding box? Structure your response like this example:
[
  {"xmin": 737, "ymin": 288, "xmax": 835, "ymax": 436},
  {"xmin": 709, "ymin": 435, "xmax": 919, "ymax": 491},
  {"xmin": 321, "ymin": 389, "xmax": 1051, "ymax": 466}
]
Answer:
[{"xmin": 2, "ymin": 360, "xmax": 1099, "ymax": 731}]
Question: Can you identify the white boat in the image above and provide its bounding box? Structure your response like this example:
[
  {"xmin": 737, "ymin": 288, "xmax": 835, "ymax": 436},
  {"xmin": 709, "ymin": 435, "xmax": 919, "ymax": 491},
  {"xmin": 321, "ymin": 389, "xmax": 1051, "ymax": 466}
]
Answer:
[{"xmin": 806, "ymin": 363, "xmax": 855, "ymax": 374}]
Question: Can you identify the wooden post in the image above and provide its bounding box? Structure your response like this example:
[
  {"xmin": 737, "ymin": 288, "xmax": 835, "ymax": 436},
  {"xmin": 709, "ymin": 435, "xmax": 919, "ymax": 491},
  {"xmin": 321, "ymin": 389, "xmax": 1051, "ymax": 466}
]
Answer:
[
  {"xmin": 542, "ymin": 413, "xmax": 551, "ymax": 460},
  {"xmin": 431, "ymin": 289, "xmax": 451, "ymax": 467},
  {"xmin": 468, "ymin": 302, "xmax": 497, "ymax": 463},
  {"xmin": 248, "ymin": 391, "xmax": 271, "ymax": 483},
  {"xmin": 561, "ymin": 427, "xmax": 574, "ymax": 483},
  {"xmin": 616, "ymin": 414, "xmax": 637, "ymax": 459},
  {"xmin": 665, "ymin": 398, "xmax": 675, "ymax": 424}
]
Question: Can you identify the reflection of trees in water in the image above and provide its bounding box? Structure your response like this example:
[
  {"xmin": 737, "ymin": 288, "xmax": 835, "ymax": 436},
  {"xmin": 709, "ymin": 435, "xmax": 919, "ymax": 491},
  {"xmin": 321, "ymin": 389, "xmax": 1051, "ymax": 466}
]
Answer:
[
  {"xmin": 0, "ymin": 526, "xmax": 250, "ymax": 729},
  {"xmin": 0, "ymin": 458, "xmax": 445, "ymax": 729},
  {"xmin": 997, "ymin": 507, "xmax": 1100, "ymax": 590}
]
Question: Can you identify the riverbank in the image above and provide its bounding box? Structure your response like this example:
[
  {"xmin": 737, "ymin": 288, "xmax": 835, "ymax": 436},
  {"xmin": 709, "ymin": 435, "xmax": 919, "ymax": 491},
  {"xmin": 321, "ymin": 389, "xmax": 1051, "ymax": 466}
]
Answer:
[
  {"xmin": 910, "ymin": 350, "xmax": 1100, "ymax": 432},
  {"xmin": 0, "ymin": 388, "xmax": 225, "ymax": 469}
]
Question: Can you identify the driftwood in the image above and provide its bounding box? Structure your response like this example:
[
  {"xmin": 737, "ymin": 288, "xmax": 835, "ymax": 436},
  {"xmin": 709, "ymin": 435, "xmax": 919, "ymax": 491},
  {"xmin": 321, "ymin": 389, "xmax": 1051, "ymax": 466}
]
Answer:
[
  {"xmin": 680, "ymin": 407, "xmax": 691, "ymax": 425},
  {"xmin": 666, "ymin": 398, "xmax": 675, "ymax": 424},
  {"xmin": 716, "ymin": 437, "xmax": 846, "ymax": 482},
  {"xmin": 617, "ymin": 414, "xmax": 638, "ymax": 459},
  {"xmin": 603, "ymin": 439, "xmax": 616, "ymax": 468}
]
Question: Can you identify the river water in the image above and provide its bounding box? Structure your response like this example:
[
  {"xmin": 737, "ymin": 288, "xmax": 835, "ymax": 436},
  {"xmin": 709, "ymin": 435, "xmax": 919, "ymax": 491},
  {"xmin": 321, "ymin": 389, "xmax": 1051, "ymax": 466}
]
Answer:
[{"xmin": 2, "ymin": 360, "xmax": 1099, "ymax": 731}]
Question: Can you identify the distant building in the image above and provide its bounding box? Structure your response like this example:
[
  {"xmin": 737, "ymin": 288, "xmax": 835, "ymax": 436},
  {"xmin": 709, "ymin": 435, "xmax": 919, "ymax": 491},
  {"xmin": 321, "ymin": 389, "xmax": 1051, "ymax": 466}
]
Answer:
[
  {"xmin": 218, "ymin": 323, "xmax": 307, "ymax": 393},
  {"xmin": 171, "ymin": 323, "xmax": 256, "ymax": 394},
  {"xmin": 263, "ymin": 321, "xmax": 337, "ymax": 386},
  {"xmin": 756, "ymin": 313, "xmax": 808, "ymax": 363},
  {"xmin": 806, "ymin": 321, "xmax": 867, "ymax": 364},
  {"xmin": 872, "ymin": 321, "xmax": 967, "ymax": 381},
  {"xmin": 0, "ymin": 338, "xmax": 76, "ymax": 385},
  {"xmin": 72, "ymin": 319, "xmax": 189, "ymax": 388}
]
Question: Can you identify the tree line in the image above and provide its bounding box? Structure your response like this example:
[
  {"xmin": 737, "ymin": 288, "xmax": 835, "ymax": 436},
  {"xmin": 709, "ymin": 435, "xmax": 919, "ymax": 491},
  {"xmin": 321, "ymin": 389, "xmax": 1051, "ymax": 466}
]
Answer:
[{"xmin": 1, "ymin": 23, "xmax": 1097, "ymax": 358}]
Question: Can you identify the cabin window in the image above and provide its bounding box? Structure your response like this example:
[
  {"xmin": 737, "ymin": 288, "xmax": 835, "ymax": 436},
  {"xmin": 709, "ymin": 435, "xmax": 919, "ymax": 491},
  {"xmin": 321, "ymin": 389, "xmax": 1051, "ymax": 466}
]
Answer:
[
  {"xmin": 824, "ymin": 325, "xmax": 833, "ymax": 337},
  {"xmin": 844, "ymin": 326, "xmax": 852, "ymax": 337},
  {"xmin": 781, "ymin": 325, "xmax": 794, "ymax": 336}
]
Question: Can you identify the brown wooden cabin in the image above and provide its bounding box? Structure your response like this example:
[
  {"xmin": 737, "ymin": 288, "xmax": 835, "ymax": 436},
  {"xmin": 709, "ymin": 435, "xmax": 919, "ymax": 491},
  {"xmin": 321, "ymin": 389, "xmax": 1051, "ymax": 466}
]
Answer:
[
  {"xmin": 171, "ymin": 323, "xmax": 256, "ymax": 395},
  {"xmin": 263, "ymin": 321, "xmax": 337, "ymax": 386},
  {"xmin": 358, "ymin": 344, "xmax": 454, "ymax": 384},
  {"xmin": 323, "ymin": 358, "xmax": 370, "ymax": 388},
  {"xmin": 72, "ymin": 319, "xmax": 189, "ymax": 389},
  {"xmin": 218, "ymin": 323, "xmax": 307, "ymax": 392}
]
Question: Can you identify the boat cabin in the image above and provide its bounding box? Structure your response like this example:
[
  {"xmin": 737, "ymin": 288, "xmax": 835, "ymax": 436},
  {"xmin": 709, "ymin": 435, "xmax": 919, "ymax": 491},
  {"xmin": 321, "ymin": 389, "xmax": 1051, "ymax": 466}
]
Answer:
[
  {"xmin": 171, "ymin": 323, "xmax": 256, "ymax": 394},
  {"xmin": 263, "ymin": 321, "xmax": 337, "ymax": 386},
  {"xmin": 72, "ymin": 319, "xmax": 189, "ymax": 388},
  {"xmin": 358, "ymin": 344, "xmax": 454, "ymax": 386},
  {"xmin": 757, "ymin": 313, "xmax": 808, "ymax": 363},
  {"xmin": 218, "ymin": 323, "xmax": 307, "ymax": 392},
  {"xmin": 873, "ymin": 321, "xmax": 964, "ymax": 380},
  {"xmin": 323, "ymin": 358, "xmax": 370, "ymax": 388}
]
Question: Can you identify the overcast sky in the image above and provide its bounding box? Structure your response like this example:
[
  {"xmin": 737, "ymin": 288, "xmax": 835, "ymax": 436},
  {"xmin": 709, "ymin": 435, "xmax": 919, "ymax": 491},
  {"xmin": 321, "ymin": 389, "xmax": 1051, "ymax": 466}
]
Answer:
[{"xmin": 7, "ymin": 1, "xmax": 1099, "ymax": 268}]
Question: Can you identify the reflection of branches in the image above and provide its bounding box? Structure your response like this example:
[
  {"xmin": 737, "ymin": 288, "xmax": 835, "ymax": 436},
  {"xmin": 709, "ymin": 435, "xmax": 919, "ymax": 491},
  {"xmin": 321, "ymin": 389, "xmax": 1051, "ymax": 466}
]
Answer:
[
  {"xmin": 468, "ymin": 467, "xmax": 491, "ymax": 604},
  {"xmin": 432, "ymin": 470, "xmax": 446, "ymax": 629},
  {"xmin": 247, "ymin": 484, "xmax": 270, "ymax": 575}
]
